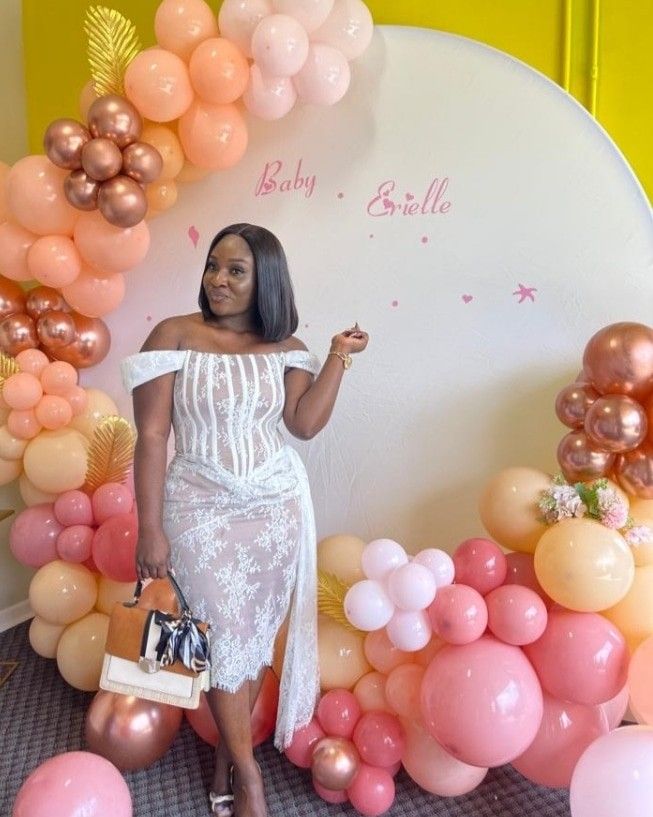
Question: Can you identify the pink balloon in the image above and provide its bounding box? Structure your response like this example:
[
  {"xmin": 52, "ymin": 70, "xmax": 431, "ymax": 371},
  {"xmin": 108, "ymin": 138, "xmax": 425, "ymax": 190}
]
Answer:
[
  {"xmin": 353, "ymin": 671, "xmax": 391, "ymax": 714},
  {"xmin": 178, "ymin": 100, "xmax": 248, "ymax": 171},
  {"xmin": 293, "ymin": 43, "xmax": 351, "ymax": 106},
  {"xmin": 312, "ymin": 0, "xmax": 374, "ymax": 60},
  {"xmin": 40, "ymin": 361, "xmax": 78, "ymax": 395},
  {"xmin": 485, "ymin": 584, "xmax": 548, "ymax": 645},
  {"xmin": 285, "ymin": 717, "xmax": 325, "ymax": 767},
  {"xmin": 523, "ymin": 609, "xmax": 629, "ymax": 706},
  {"xmin": 3, "ymin": 372, "xmax": 43, "ymax": 410},
  {"xmin": 12, "ymin": 750, "xmax": 132, "ymax": 817},
  {"xmin": 218, "ymin": 0, "xmax": 272, "ymax": 58},
  {"xmin": 243, "ymin": 65, "xmax": 297, "ymax": 120},
  {"xmin": 401, "ymin": 717, "xmax": 488, "ymax": 796},
  {"xmin": 361, "ymin": 538, "xmax": 408, "ymax": 581},
  {"xmin": 313, "ymin": 778, "xmax": 348, "ymax": 803},
  {"xmin": 63, "ymin": 385, "xmax": 89, "ymax": 417},
  {"xmin": 272, "ymin": 0, "xmax": 334, "ymax": 32},
  {"xmin": 9, "ymin": 503, "xmax": 63, "ymax": 567},
  {"xmin": 124, "ymin": 48, "xmax": 194, "ymax": 122},
  {"xmin": 413, "ymin": 547, "xmax": 455, "ymax": 587},
  {"xmin": 53, "ymin": 491, "xmax": 93, "ymax": 529},
  {"xmin": 352, "ymin": 711, "xmax": 405, "ymax": 767},
  {"xmin": 7, "ymin": 155, "xmax": 80, "ymax": 236},
  {"xmin": 384, "ymin": 663, "xmax": 424, "ymax": 719},
  {"xmin": 421, "ymin": 636, "xmax": 544, "ymax": 767},
  {"xmin": 346, "ymin": 763, "xmax": 395, "ymax": 817},
  {"xmin": 92, "ymin": 482, "xmax": 134, "ymax": 524},
  {"xmin": 387, "ymin": 562, "xmax": 436, "ymax": 611},
  {"xmin": 188, "ymin": 37, "xmax": 249, "ymax": 105},
  {"xmin": 512, "ymin": 692, "xmax": 609, "ymax": 788},
  {"xmin": 27, "ymin": 235, "xmax": 82, "ymax": 288},
  {"xmin": 35, "ymin": 395, "xmax": 74, "ymax": 430},
  {"xmin": 15, "ymin": 349, "xmax": 49, "ymax": 377},
  {"xmin": 363, "ymin": 629, "xmax": 415, "ymax": 674},
  {"xmin": 0, "ymin": 221, "xmax": 37, "ymax": 281},
  {"xmin": 599, "ymin": 684, "xmax": 630, "ymax": 730},
  {"xmin": 504, "ymin": 551, "xmax": 553, "ymax": 607},
  {"xmin": 154, "ymin": 0, "xmax": 219, "ymax": 62},
  {"xmin": 427, "ymin": 583, "xmax": 488, "ymax": 645},
  {"xmin": 344, "ymin": 579, "xmax": 394, "ymax": 631},
  {"xmin": 56, "ymin": 524, "xmax": 95, "ymax": 563},
  {"xmin": 62, "ymin": 268, "xmax": 125, "ymax": 318},
  {"xmin": 92, "ymin": 512, "xmax": 138, "ymax": 581},
  {"xmin": 74, "ymin": 210, "xmax": 150, "ymax": 274},
  {"xmin": 385, "ymin": 609, "xmax": 431, "ymax": 651},
  {"xmin": 452, "ymin": 537, "xmax": 507, "ymax": 595},
  {"xmin": 251, "ymin": 14, "xmax": 309, "ymax": 77},
  {"xmin": 317, "ymin": 689, "xmax": 361, "ymax": 739}
]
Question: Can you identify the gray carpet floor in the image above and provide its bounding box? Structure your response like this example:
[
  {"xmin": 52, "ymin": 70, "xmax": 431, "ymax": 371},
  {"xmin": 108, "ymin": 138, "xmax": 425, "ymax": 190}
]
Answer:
[{"xmin": 0, "ymin": 620, "xmax": 571, "ymax": 816}]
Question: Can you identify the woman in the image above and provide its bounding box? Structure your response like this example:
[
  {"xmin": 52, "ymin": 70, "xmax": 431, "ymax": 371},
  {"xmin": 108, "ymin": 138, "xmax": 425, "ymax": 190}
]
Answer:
[{"xmin": 121, "ymin": 223, "xmax": 368, "ymax": 817}]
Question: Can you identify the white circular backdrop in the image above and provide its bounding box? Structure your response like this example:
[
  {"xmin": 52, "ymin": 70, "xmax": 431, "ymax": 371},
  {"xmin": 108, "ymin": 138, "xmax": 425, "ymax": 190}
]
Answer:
[{"xmin": 92, "ymin": 26, "xmax": 653, "ymax": 553}]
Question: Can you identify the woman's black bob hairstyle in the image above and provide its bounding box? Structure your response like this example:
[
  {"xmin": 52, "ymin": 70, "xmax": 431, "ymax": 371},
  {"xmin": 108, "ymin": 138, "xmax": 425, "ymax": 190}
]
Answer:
[{"xmin": 198, "ymin": 223, "xmax": 299, "ymax": 343}]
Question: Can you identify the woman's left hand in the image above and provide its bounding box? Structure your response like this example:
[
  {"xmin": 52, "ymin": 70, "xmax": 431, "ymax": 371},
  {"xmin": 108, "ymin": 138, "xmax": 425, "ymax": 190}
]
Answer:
[{"xmin": 331, "ymin": 323, "xmax": 369, "ymax": 355}]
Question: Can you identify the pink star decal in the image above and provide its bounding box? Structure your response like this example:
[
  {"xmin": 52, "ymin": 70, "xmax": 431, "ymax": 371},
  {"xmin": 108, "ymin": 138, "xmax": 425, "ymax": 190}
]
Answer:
[{"xmin": 513, "ymin": 283, "xmax": 537, "ymax": 303}]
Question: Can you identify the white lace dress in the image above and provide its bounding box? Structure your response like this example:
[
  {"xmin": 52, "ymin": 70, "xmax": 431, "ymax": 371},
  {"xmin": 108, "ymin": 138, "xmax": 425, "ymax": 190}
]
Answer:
[{"xmin": 121, "ymin": 348, "xmax": 321, "ymax": 749}]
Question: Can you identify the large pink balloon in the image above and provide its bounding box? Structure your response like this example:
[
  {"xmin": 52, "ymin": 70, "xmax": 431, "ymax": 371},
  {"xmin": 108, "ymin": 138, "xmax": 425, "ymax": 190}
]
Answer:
[
  {"xmin": 92, "ymin": 512, "xmax": 138, "ymax": 581},
  {"xmin": 523, "ymin": 609, "xmax": 629, "ymax": 706},
  {"xmin": 346, "ymin": 763, "xmax": 395, "ymax": 817},
  {"xmin": 427, "ymin": 583, "xmax": 488, "ymax": 645},
  {"xmin": 452, "ymin": 537, "xmax": 507, "ymax": 595},
  {"xmin": 124, "ymin": 48, "xmax": 194, "ymax": 123},
  {"xmin": 293, "ymin": 44, "xmax": 351, "ymax": 106},
  {"xmin": 317, "ymin": 689, "xmax": 361, "ymax": 739},
  {"xmin": 74, "ymin": 211, "xmax": 150, "ymax": 273},
  {"xmin": 312, "ymin": 0, "xmax": 374, "ymax": 60},
  {"xmin": 352, "ymin": 711, "xmax": 405, "ymax": 767},
  {"xmin": 178, "ymin": 100, "xmax": 248, "ymax": 170},
  {"xmin": 485, "ymin": 584, "xmax": 548, "ymax": 645},
  {"xmin": 512, "ymin": 693, "xmax": 609, "ymax": 788},
  {"xmin": 9, "ymin": 503, "xmax": 63, "ymax": 567},
  {"xmin": 421, "ymin": 636, "xmax": 544, "ymax": 767},
  {"xmin": 0, "ymin": 221, "xmax": 37, "ymax": 281},
  {"xmin": 243, "ymin": 65, "xmax": 297, "ymax": 120},
  {"xmin": 62, "ymin": 268, "xmax": 125, "ymax": 317},
  {"xmin": 7, "ymin": 155, "xmax": 79, "ymax": 236},
  {"xmin": 218, "ymin": 0, "xmax": 273, "ymax": 58},
  {"xmin": 12, "ymin": 750, "xmax": 132, "ymax": 817}
]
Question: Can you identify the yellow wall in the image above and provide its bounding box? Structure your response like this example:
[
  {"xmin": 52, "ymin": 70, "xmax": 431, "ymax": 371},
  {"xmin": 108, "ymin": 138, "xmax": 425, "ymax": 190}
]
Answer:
[{"xmin": 20, "ymin": 0, "xmax": 653, "ymax": 199}]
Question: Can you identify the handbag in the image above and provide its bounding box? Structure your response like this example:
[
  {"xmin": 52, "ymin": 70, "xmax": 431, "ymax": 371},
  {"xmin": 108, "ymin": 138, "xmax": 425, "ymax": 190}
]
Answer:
[{"xmin": 100, "ymin": 572, "xmax": 211, "ymax": 709}]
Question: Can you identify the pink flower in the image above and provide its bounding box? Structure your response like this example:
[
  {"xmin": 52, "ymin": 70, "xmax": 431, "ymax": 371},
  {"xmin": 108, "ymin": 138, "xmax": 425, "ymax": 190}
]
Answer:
[
  {"xmin": 596, "ymin": 487, "xmax": 628, "ymax": 529},
  {"xmin": 625, "ymin": 525, "xmax": 653, "ymax": 546}
]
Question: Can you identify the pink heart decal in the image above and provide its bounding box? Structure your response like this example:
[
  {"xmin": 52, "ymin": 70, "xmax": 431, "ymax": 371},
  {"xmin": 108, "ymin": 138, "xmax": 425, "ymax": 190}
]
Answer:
[
  {"xmin": 405, "ymin": 192, "xmax": 415, "ymax": 201},
  {"xmin": 188, "ymin": 225, "xmax": 199, "ymax": 248},
  {"xmin": 462, "ymin": 294, "xmax": 473, "ymax": 304}
]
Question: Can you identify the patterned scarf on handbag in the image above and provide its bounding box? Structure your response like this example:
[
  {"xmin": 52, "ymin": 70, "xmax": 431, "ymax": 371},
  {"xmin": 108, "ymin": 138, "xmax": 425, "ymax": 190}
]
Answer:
[{"xmin": 156, "ymin": 611, "xmax": 210, "ymax": 673}]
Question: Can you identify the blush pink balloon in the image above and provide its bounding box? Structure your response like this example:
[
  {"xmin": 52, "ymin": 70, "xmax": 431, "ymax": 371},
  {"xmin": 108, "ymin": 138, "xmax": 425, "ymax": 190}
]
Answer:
[
  {"xmin": 12, "ymin": 750, "xmax": 132, "ymax": 817},
  {"xmin": 317, "ymin": 689, "xmax": 361, "ymax": 739},
  {"xmin": 523, "ymin": 609, "xmax": 629, "ymax": 706},
  {"xmin": 384, "ymin": 663, "xmax": 424, "ymax": 719},
  {"xmin": 421, "ymin": 636, "xmax": 544, "ymax": 767},
  {"xmin": 3, "ymin": 372, "xmax": 43, "ymax": 410},
  {"xmin": 74, "ymin": 210, "xmax": 150, "ymax": 274},
  {"xmin": 427, "ymin": 584, "xmax": 488, "ymax": 645},
  {"xmin": 293, "ymin": 43, "xmax": 351, "ymax": 106},
  {"xmin": 361, "ymin": 538, "xmax": 408, "ymax": 581},
  {"xmin": 272, "ymin": 0, "xmax": 334, "ymax": 32},
  {"xmin": 35, "ymin": 395, "xmax": 74, "ymax": 430},
  {"xmin": 189, "ymin": 37, "xmax": 250, "ymax": 105},
  {"xmin": 218, "ymin": 0, "xmax": 272, "ymax": 58},
  {"xmin": 124, "ymin": 48, "xmax": 194, "ymax": 122},
  {"xmin": 15, "ymin": 349, "xmax": 50, "ymax": 377},
  {"xmin": 92, "ymin": 482, "xmax": 134, "ymax": 524},
  {"xmin": 7, "ymin": 409, "xmax": 41, "ymax": 440},
  {"xmin": 512, "ymin": 692, "xmax": 609, "ymax": 788},
  {"xmin": 251, "ymin": 14, "xmax": 309, "ymax": 77},
  {"xmin": 92, "ymin": 513, "xmax": 138, "ymax": 582},
  {"xmin": 363, "ymin": 629, "xmax": 414, "ymax": 674},
  {"xmin": 385, "ymin": 609, "xmax": 432, "ymax": 651},
  {"xmin": 312, "ymin": 0, "xmax": 373, "ymax": 59},
  {"xmin": 243, "ymin": 65, "xmax": 297, "ymax": 120},
  {"xmin": 453, "ymin": 537, "xmax": 507, "ymax": 595},
  {"xmin": 154, "ymin": 0, "xmax": 219, "ymax": 61},
  {"xmin": 178, "ymin": 100, "xmax": 248, "ymax": 170},
  {"xmin": 62, "ymin": 385, "xmax": 89, "ymax": 416},
  {"xmin": 387, "ymin": 562, "xmax": 436, "ymax": 611},
  {"xmin": 62, "ymin": 268, "xmax": 125, "ymax": 318},
  {"xmin": 7, "ymin": 155, "xmax": 80, "ymax": 236},
  {"xmin": 0, "ymin": 221, "xmax": 37, "ymax": 281},
  {"xmin": 344, "ymin": 579, "xmax": 394, "ymax": 631},
  {"xmin": 346, "ymin": 763, "xmax": 395, "ymax": 817},
  {"xmin": 56, "ymin": 524, "xmax": 95, "ymax": 563},
  {"xmin": 504, "ymin": 551, "xmax": 553, "ymax": 607},
  {"xmin": 353, "ymin": 671, "xmax": 391, "ymax": 713},
  {"xmin": 54, "ymin": 489, "xmax": 94, "ymax": 526},
  {"xmin": 413, "ymin": 548, "xmax": 455, "ymax": 587},
  {"xmin": 40, "ymin": 361, "xmax": 78, "ymax": 395},
  {"xmin": 313, "ymin": 778, "xmax": 348, "ymax": 803},
  {"xmin": 352, "ymin": 711, "xmax": 405, "ymax": 767},
  {"xmin": 27, "ymin": 235, "xmax": 82, "ymax": 288},
  {"xmin": 485, "ymin": 584, "xmax": 548, "ymax": 646},
  {"xmin": 285, "ymin": 717, "xmax": 325, "ymax": 767},
  {"xmin": 9, "ymin": 503, "xmax": 63, "ymax": 567}
]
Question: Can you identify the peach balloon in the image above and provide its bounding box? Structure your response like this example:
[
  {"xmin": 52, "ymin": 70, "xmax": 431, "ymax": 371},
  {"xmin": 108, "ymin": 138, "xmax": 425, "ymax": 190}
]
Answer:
[
  {"xmin": 52, "ymin": 313, "xmax": 111, "ymax": 369},
  {"xmin": 0, "ymin": 276, "xmax": 26, "ymax": 320},
  {"xmin": 412, "ymin": 634, "xmax": 447, "ymax": 668},
  {"xmin": 56, "ymin": 611, "xmax": 110, "ymax": 691},
  {"xmin": 178, "ymin": 100, "xmax": 248, "ymax": 170},
  {"xmin": 0, "ymin": 221, "xmax": 37, "ymax": 281},
  {"xmin": 175, "ymin": 160, "xmax": 212, "ymax": 183},
  {"xmin": 628, "ymin": 636, "xmax": 653, "ymax": 725},
  {"xmin": 63, "ymin": 385, "xmax": 89, "ymax": 417},
  {"xmin": 15, "ymin": 348, "xmax": 49, "ymax": 376},
  {"xmin": 318, "ymin": 615, "xmax": 371, "ymax": 691},
  {"xmin": 40, "ymin": 361, "xmax": 78, "ymax": 395},
  {"xmin": 384, "ymin": 663, "xmax": 425, "ymax": 719},
  {"xmin": 0, "ymin": 160, "xmax": 10, "ymax": 222},
  {"xmin": 29, "ymin": 560, "xmax": 97, "ymax": 624},
  {"xmin": 154, "ymin": 0, "xmax": 219, "ymax": 61},
  {"xmin": 317, "ymin": 534, "xmax": 366, "ymax": 584},
  {"xmin": 534, "ymin": 518, "xmax": 634, "ymax": 612},
  {"xmin": 96, "ymin": 576, "xmax": 137, "ymax": 615},
  {"xmin": 7, "ymin": 409, "xmax": 42, "ymax": 440},
  {"xmin": 23, "ymin": 428, "xmax": 89, "ymax": 493},
  {"xmin": 189, "ymin": 38, "xmax": 249, "ymax": 105},
  {"xmin": 146, "ymin": 180, "xmax": 178, "ymax": 214},
  {"xmin": 27, "ymin": 234, "xmax": 82, "ymax": 288},
  {"xmin": 479, "ymin": 466, "xmax": 551, "ymax": 554},
  {"xmin": 140, "ymin": 123, "xmax": 185, "ymax": 180},
  {"xmin": 218, "ymin": 0, "xmax": 272, "ymax": 58},
  {"xmin": 35, "ymin": 395, "xmax": 74, "ymax": 430},
  {"xmin": 79, "ymin": 79, "xmax": 99, "ymax": 120},
  {"xmin": 603, "ymin": 565, "xmax": 653, "ymax": 653},
  {"xmin": 3, "ymin": 372, "xmax": 43, "ymax": 410},
  {"xmin": 363, "ymin": 629, "xmax": 415, "ymax": 674},
  {"xmin": 29, "ymin": 615, "xmax": 66, "ymax": 658},
  {"xmin": 74, "ymin": 210, "xmax": 150, "ymax": 273},
  {"xmin": 243, "ymin": 65, "xmax": 297, "ymax": 120},
  {"xmin": 62, "ymin": 268, "xmax": 125, "ymax": 318},
  {"xmin": 0, "ymin": 424, "xmax": 28, "ymax": 459},
  {"xmin": 353, "ymin": 671, "xmax": 391, "ymax": 713},
  {"xmin": 6, "ymin": 155, "xmax": 79, "ymax": 236},
  {"xmin": 0, "ymin": 455, "xmax": 22, "ymax": 485},
  {"xmin": 124, "ymin": 48, "xmax": 194, "ymax": 122},
  {"xmin": 69, "ymin": 388, "xmax": 119, "ymax": 438},
  {"xmin": 0, "ymin": 313, "xmax": 38, "ymax": 356}
]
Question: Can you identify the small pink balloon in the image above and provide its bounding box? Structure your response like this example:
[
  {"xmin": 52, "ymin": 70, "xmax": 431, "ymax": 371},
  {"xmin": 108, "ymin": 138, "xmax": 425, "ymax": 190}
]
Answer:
[
  {"xmin": 154, "ymin": 0, "xmax": 219, "ymax": 62},
  {"xmin": 27, "ymin": 235, "xmax": 82, "ymax": 288},
  {"xmin": 7, "ymin": 409, "xmax": 41, "ymax": 440},
  {"xmin": 317, "ymin": 689, "xmax": 361, "ymax": 739},
  {"xmin": 312, "ymin": 0, "xmax": 374, "ymax": 60},
  {"xmin": 453, "ymin": 537, "xmax": 507, "ymax": 595},
  {"xmin": 251, "ymin": 14, "xmax": 309, "ymax": 77},
  {"xmin": 0, "ymin": 221, "xmax": 37, "ymax": 281},
  {"xmin": 346, "ymin": 763, "xmax": 395, "ymax": 817},
  {"xmin": 413, "ymin": 548, "xmax": 455, "ymax": 587},
  {"xmin": 272, "ymin": 0, "xmax": 334, "ymax": 32},
  {"xmin": 285, "ymin": 717, "xmax": 325, "ymax": 767},
  {"xmin": 41, "ymin": 361, "xmax": 78, "ymax": 395},
  {"xmin": 427, "ymin": 584, "xmax": 488, "ymax": 645},
  {"xmin": 178, "ymin": 100, "xmax": 248, "ymax": 171},
  {"xmin": 387, "ymin": 562, "xmax": 436, "ymax": 611},
  {"xmin": 352, "ymin": 711, "xmax": 405, "ymax": 767},
  {"xmin": 92, "ymin": 482, "xmax": 134, "ymax": 524},
  {"xmin": 54, "ymin": 489, "xmax": 94, "ymax": 526},
  {"xmin": 124, "ymin": 48, "xmax": 194, "ymax": 123},
  {"xmin": 74, "ymin": 207, "xmax": 150, "ymax": 275},
  {"xmin": 344, "ymin": 579, "xmax": 394, "ymax": 631},
  {"xmin": 218, "ymin": 0, "xmax": 272, "ymax": 58},
  {"xmin": 504, "ymin": 551, "xmax": 553, "ymax": 607},
  {"xmin": 15, "ymin": 348, "xmax": 50, "ymax": 377},
  {"xmin": 243, "ymin": 65, "xmax": 297, "ymax": 120},
  {"xmin": 56, "ymin": 524, "xmax": 95, "ymax": 563},
  {"xmin": 35, "ymin": 395, "xmax": 74, "ymax": 430},
  {"xmin": 293, "ymin": 43, "xmax": 351, "ymax": 106},
  {"xmin": 361, "ymin": 538, "xmax": 408, "ymax": 581},
  {"xmin": 3, "ymin": 372, "xmax": 43, "ymax": 410},
  {"xmin": 353, "ymin": 671, "xmax": 391, "ymax": 713},
  {"xmin": 62, "ymin": 385, "xmax": 89, "ymax": 416},
  {"xmin": 384, "ymin": 663, "xmax": 424, "ymax": 719},
  {"xmin": 485, "ymin": 584, "xmax": 548, "ymax": 646},
  {"xmin": 385, "ymin": 609, "xmax": 432, "ymax": 652},
  {"xmin": 313, "ymin": 777, "xmax": 348, "ymax": 803},
  {"xmin": 363, "ymin": 629, "xmax": 415, "ymax": 674},
  {"xmin": 9, "ymin": 503, "xmax": 63, "ymax": 567}
]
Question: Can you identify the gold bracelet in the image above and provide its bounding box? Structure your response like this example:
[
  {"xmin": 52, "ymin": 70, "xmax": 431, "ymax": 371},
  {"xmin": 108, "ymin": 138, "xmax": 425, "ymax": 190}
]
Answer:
[{"xmin": 328, "ymin": 351, "xmax": 352, "ymax": 369}]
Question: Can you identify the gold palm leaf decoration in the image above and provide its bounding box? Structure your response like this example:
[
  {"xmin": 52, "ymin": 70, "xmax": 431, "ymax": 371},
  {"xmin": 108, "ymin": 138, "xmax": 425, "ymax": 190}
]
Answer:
[
  {"xmin": 84, "ymin": 6, "xmax": 142, "ymax": 97},
  {"xmin": 0, "ymin": 510, "xmax": 15, "ymax": 523},
  {"xmin": 0, "ymin": 352, "xmax": 19, "ymax": 389},
  {"xmin": 83, "ymin": 416, "xmax": 136, "ymax": 493},
  {"xmin": 318, "ymin": 570, "xmax": 362, "ymax": 635}
]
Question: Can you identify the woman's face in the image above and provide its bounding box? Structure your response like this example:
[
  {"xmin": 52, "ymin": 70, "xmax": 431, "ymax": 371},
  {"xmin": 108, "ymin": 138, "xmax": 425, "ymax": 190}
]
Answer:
[{"xmin": 202, "ymin": 234, "xmax": 257, "ymax": 320}]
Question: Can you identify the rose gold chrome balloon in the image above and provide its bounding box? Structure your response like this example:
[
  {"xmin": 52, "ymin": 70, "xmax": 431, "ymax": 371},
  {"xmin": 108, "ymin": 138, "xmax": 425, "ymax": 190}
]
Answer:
[
  {"xmin": 36, "ymin": 310, "xmax": 77, "ymax": 349},
  {"xmin": 583, "ymin": 322, "xmax": 653, "ymax": 401},
  {"xmin": 81, "ymin": 138, "xmax": 123, "ymax": 182},
  {"xmin": 97, "ymin": 175, "xmax": 148, "ymax": 228},
  {"xmin": 0, "ymin": 313, "xmax": 38, "ymax": 355},
  {"xmin": 311, "ymin": 737, "xmax": 360, "ymax": 791},
  {"xmin": 585, "ymin": 395, "xmax": 648, "ymax": 453},
  {"xmin": 615, "ymin": 442, "xmax": 653, "ymax": 499},
  {"xmin": 87, "ymin": 94, "xmax": 142, "ymax": 149},
  {"xmin": 84, "ymin": 689, "xmax": 182, "ymax": 771},
  {"xmin": 122, "ymin": 141, "xmax": 163, "ymax": 184},
  {"xmin": 44, "ymin": 118, "xmax": 91, "ymax": 170},
  {"xmin": 64, "ymin": 169, "xmax": 100, "ymax": 211},
  {"xmin": 25, "ymin": 286, "xmax": 67, "ymax": 321},
  {"xmin": 557, "ymin": 430, "xmax": 615, "ymax": 482},
  {"xmin": 0, "ymin": 278, "xmax": 26, "ymax": 320},
  {"xmin": 52, "ymin": 312, "xmax": 111, "ymax": 368},
  {"xmin": 555, "ymin": 382, "xmax": 599, "ymax": 429}
]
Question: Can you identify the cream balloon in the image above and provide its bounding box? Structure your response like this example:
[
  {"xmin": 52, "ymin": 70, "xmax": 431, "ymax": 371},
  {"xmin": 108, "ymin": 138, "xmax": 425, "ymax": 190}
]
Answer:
[
  {"xmin": 69, "ymin": 388, "xmax": 119, "ymax": 438},
  {"xmin": 19, "ymin": 472, "xmax": 58, "ymax": 506},
  {"xmin": 0, "ymin": 425, "xmax": 28, "ymax": 460},
  {"xmin": 96, "ymin": 576, "xmax": 137, "ymax": 615},
  {"xmin": 23, "ymin": 428, "xmax": 89, "ymax": 494},
  {"xmin": 317, "ymin": 534, "xmax": 366, "ymax": 585},
  {"xmin": 29, "ymin": 616, "xmax": 66, "ymax": 658},
  {"xmin": 603, "ymin": 565, "xmax": 653, "ymax": 654},
  {"xmin": 0, "ymin": 455, "xmax": 22, "ymax": 485},
  {"xmin": 318, "ymin": 615, "xmax": 371, "ymax": 691},
  {"xmin": 29, "ymin": 560, "xmax": 97, "ymax": 624},
  {"xmin": 56, "ymin": 612, "xmax": 110, "ymax": 691}
]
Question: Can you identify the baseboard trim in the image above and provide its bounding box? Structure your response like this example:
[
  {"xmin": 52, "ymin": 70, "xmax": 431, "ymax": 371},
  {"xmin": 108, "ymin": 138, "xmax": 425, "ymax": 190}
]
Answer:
[{"xmin": 0, "ymin": 599, "xmax": 33, "ymax": 633}]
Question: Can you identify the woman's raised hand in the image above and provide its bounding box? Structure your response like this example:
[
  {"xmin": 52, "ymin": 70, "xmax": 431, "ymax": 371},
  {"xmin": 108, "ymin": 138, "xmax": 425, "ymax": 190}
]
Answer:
[{"xmin": 331, "ymin": 322, "xmax": 369, "ymax": 355}]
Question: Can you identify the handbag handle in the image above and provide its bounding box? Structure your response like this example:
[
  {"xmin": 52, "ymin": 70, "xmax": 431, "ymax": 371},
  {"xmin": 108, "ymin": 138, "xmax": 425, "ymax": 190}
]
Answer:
[{"xmin": 132, "ymin": 572, "xmax": 191, "ymax": 614}]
